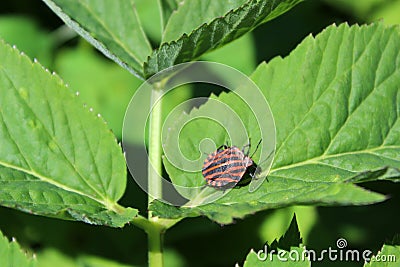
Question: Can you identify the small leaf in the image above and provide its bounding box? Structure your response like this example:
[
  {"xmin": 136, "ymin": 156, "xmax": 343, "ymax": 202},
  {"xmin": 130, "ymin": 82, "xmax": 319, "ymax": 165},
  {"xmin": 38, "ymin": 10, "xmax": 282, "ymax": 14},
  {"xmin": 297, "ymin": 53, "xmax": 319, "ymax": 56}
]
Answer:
[
  {"xmin": 42, "ymin": 0, "xmax": 152, "ymax": 79},
  {"xmin": 268, "ymin": 214, "xmax": 302, "ymax": 252},
  {"xmin": 242, "ymin": 218, "xmax": 309, "ymax": 267},
  {"xmin": 153, "ymin": 22, "xmax": 400, "ymax": 224},
  {"xmin": 364, "ymin": 243, "xmax": 400, "ymax": 267},
  {"xmin": 0, "ymin": 40, "xmax": 137, "ymax": 227},
  {"xmin": 0, "ymin": 230, "xmax": 36, "ymax": 267},
  {"xmin": 144, "ymin": 0, "xmax": 303, "ymax": 77}
]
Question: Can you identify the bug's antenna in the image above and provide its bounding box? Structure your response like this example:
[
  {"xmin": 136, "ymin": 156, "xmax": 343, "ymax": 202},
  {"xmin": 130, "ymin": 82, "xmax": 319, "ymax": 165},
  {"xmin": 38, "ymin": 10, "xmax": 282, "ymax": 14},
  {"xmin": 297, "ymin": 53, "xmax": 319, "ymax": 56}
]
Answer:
[{"xmin": 250, "ymin": 139, "xmax": 262, "ymax": 158}]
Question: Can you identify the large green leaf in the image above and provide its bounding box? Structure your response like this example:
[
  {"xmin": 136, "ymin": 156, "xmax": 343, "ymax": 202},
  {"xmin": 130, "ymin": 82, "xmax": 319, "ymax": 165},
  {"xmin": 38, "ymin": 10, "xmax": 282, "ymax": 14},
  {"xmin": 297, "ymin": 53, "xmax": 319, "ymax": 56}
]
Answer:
[
  {"xmin": 162, "ymin": 0, "xmax": 247, "ymax": 43},
  {"xmin": 0, "ymin": 40, "xmax": 136, "ymax": 227},
  {"xmin": 144, "ymin": 0, "xmax": 303, "ymax": 77},
  {"xmin": 42, "ymin": 0, "xmax": 152, "ymax": 79},
  {"xmin": 151, "ymin": 22, "xmax": 400, "ymax": 224},
  {"xmin": 0, "ymin": 231, "xmax": 36, "ymax": 267}
]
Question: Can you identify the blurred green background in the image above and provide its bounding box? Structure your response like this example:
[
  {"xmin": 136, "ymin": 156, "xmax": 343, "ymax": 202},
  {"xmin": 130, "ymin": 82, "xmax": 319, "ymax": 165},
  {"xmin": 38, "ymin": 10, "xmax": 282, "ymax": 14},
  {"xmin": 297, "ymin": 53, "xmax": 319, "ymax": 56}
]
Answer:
[{"xmin": 0, "ymin": 1, "xmax": 399, "ymax": 266}]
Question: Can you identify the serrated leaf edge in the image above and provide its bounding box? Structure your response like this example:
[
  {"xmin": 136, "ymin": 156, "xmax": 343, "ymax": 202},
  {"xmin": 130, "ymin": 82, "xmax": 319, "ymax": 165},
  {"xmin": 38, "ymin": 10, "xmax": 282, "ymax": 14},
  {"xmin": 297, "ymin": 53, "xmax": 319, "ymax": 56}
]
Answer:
[
  {"xmin": 0, "ymin": 40, "xmax": 124, "ymax": 212},
  {"xmin": 42, "ymin": 0, "xmax": 147, "ymax": 80}
]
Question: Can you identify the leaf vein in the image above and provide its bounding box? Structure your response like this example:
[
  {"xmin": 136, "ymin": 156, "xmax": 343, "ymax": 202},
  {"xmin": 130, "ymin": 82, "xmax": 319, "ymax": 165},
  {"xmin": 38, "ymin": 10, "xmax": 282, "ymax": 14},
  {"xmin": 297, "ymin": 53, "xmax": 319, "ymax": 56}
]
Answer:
[{"xmin": 0, "ymin": 69, "xmax": 108, "ymax": 203}]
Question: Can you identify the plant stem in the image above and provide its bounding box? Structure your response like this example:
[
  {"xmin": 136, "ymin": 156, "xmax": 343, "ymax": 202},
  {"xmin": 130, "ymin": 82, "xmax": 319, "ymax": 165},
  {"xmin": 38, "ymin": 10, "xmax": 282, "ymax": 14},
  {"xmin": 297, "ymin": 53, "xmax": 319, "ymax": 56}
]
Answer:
[
  {"xmin": 147, "ymin": 81, "xmax": 165, "ymax": 267},
  {"xmin": 148, "ymin": 220, "xmax": 165, "ymax": 267},
  {"xmin": 148, "ymin": 82, "xmax": 164, "ymax": 203}
]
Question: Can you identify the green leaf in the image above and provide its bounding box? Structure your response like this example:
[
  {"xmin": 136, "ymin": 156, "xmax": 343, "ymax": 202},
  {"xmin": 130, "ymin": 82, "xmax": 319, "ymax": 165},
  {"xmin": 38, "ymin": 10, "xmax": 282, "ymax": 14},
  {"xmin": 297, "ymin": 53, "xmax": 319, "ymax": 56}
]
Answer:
[
  {"xmin": 152, "ymin": 22, "xmax": 400, "ymax": 224},
  {"xmin": 242, "ymin": 217, "xmax": 309, "ymax": 267},
  {"xmin": 37, "ymin": 248, "xmax": 76, "ymax": 267},
  {"xmin": 162, "ymin": 91, "xmax": 265, "ymax": 193},
  {"xmin": 364, "ymin": 244, "xmax": 400, "ymax": 267},
  {"xmin": 268, "ymin": 214, "xmax": 302, "ymax": 251},
  {"xmin": 162, "ymin": 0, "xmax": 247, "ymax": 43},
  {"xmin": 259, "ymin": 206, "xmax": 317, "ymax": 245},
  {"xmin": 0, "ymin": 40, "xmax": 137, "ymax": 227},
  {"xmin": 54, "ymin": 44, "xmax": 142, "ymax": 139},
  {"xmin": 37, "ymin": 248, "xmax": 137, "ymax": 267},
  {"xmin": 136, "ymin": 0, "xmax": 163, "ymax": 43},
  {"xmin": 0, "ymin": 230, "xmax": 36, "ymax": 267},
  {"xmin": 159, "ymin": 0, "xmax": 180, "ymax": 28},
  {"xmin": 144, "ymin": 0, "xmax": 303, "ymax": 78},
  {"xmin": 42, "ymin": 0, "xmax": 152, "ymax": 79}
]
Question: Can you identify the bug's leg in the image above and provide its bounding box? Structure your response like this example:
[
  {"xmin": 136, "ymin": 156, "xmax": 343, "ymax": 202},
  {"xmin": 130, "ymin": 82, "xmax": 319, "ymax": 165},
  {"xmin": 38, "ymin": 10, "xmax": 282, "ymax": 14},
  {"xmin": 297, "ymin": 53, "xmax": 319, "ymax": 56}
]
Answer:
[
  {"xmin": 250, "ymin": 166, "xmax": 269, "ymax": 182},
  {"xmin": 249, "ymin": 139, "xmax": 262, "ymax": 158},
  {"xmin": 242, "ymin": 138, "xmax": 251, "ymax": 155}
]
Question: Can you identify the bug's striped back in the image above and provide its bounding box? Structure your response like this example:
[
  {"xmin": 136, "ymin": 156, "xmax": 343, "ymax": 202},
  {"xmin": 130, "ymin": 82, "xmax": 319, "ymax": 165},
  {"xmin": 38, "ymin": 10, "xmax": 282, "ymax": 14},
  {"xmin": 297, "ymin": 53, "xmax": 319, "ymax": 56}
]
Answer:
[{"xmin": 202, "ymin": 146, "xmax": 253, "ymax": 188}]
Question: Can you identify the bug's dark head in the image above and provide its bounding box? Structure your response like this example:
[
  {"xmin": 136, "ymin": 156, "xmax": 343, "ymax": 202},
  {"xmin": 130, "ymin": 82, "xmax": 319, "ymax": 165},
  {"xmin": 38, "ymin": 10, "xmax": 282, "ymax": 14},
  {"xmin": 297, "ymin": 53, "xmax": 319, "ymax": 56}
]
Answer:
[{"xmin": 236, "ymin": 161, "xmax": 261, "ymax": 187}]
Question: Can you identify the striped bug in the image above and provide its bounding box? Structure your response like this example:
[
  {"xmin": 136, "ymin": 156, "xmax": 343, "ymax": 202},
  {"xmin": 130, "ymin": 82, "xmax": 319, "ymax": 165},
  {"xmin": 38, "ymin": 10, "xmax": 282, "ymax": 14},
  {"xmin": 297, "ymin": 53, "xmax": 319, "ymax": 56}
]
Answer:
[{"xmin": 202, "ymin": 140, "xmax": 262, "ymax": 189}]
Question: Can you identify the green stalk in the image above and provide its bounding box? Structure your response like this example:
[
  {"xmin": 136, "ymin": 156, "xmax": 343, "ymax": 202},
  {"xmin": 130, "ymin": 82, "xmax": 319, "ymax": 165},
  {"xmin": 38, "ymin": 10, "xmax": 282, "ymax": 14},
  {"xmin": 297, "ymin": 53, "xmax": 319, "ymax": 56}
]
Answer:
[
  {"xmin": 148, "ymin": 82, "xmax": 164, "ymax": 203},
  {"xmin": 147, "ymin": 81, "xmax": 165, "ymax": 267},
  {"xmin": 148, "ymin": 221, "xmax": 165, "ymax": 266}
]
